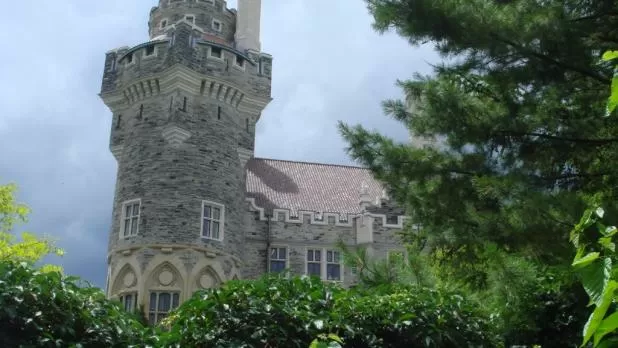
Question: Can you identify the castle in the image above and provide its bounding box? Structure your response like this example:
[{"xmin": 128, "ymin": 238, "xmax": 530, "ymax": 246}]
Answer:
[{"xmin": 100, "ymin": 0, "xmax": 406, "ymax": 324}]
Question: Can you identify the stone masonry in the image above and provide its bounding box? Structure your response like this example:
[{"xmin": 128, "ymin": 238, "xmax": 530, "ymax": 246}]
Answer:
[{"xmin": 99, "ymin": 0, "xmax": 406, "ymax": 323}]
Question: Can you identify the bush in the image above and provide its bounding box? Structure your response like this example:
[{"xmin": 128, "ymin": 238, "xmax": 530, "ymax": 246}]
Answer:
[
  {"xmin": 161, "ymin": 274, "xmax": 500, "ymax": 347},
  {"xmin": 0, "ymin": 261, "xmax": 155, "ymax": 347}
]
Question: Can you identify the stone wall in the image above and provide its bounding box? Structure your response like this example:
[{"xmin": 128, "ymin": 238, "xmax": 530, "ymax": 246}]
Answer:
[{"xmin": 242, "ymin": 201, "xmax": 407, "ymax": 287}]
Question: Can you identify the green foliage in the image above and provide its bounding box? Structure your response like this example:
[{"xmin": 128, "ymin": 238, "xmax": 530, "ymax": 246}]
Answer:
[
  {"xmin": 0, "ymin": 184, "xmax": 64, "ymax": 273},
  {"xmin": 0, "ymin": 261, "xmax": 155, "ymax": 347},
  {"xmin": 571, "ymin": 206, "xmax": 618, "ymax": 347},
  {"xmin": 161, "ymin": 274, "xmax": 499, "ymax": 347},
  {"xmin": 341, "ymin": 0, "xmax": 617, "ymax": 287}
]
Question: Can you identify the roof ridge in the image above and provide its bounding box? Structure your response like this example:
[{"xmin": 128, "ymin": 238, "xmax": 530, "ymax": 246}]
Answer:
[{"xmin": 251, "ymin": 157, "xmax": 368, "ymax": 170}]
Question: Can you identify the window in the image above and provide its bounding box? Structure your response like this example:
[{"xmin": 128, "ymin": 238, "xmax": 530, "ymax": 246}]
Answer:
[
  {"xmin": 326, "ymin": 250, "xmax": 341, "ymax": 281},
  {"xmin": 185, "ymin": 15, "xmax": 195, "ymax": 24},
  {"xmin": 212, "ymin": 19, "xmax": 222, "ymax": 32},
  {"xmin": 209, "ymin": 46, "xmax": 223, "ymax": 59},
  {"xmin": 121, "ymin": 200, "xmax": 140, "ymax": 238},
  {"xmin": 148, "ymin": 291, "xmax": 180, "ymax": 325},
  {"xmin": 306, "ymin": 249, "xmax": 322, "ymax": 277},
  {"xmin": 270, "ymin": 247, "xmax": 287, "ymax": 273},
  {"xmin": 201, "ymin": 201, "xmax": 224, "ymax": 240},
  {"xmin": 160, "ymin": 19, "xmax": 168, "ymax": 29},
  {"xmin": 125, "ymin": 53, "xmax": 134, "ymax": 65},
  {"xmin": 119, "ymin": 292, "xmax": 138, "ymax": 312},
  {"xmin": 109, "ymin": 57, "xmax": 117, "ymax": 72},
  {"xmin": 144, "ymin": 45, "xmax": 156, "ymax": 57}
]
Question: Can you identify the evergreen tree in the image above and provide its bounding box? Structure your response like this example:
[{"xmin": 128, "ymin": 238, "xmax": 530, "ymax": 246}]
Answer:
[{"xmin": 340, "ymin": 0, "xmax": 618, "ymax": 286}]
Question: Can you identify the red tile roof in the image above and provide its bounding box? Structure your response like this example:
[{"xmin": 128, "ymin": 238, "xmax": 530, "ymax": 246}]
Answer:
[{"xmin": 245, "ymin": 158, "xmax": 383, "ymax": 214}]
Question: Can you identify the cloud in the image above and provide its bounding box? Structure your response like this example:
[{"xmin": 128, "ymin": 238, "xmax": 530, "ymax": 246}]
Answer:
[{"xmin": 0, "ymin": 0, "xmax": 439, "ymax": 288}]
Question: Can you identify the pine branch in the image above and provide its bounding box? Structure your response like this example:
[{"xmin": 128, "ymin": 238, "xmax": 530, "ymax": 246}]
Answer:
[
  {"xmin": 489, "ymin": 33, "xmax": 611, "ymax": 84},
  {"xmin": 495, "ymin": 130, "xmax": 618, "ymax": 145}
]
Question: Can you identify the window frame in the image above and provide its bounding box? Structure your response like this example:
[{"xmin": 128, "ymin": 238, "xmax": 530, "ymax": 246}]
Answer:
[
  {"xmin": 124, "ymin": 52, "xmax": 135, "ymax": 66},
  {"xmin": 143, "ymin": 44, "xmax": 157, "ymax": 59},
  {"xmin": 120, "ymin": 199, "xmax": 141, "ymax": 239},
  {"xmin": 306, "ymin": 248, "xmax": 323, "ymax": 278},
  {"xmin": 148, "ymin": 291, "xmax": 180, "ymax": 325},
  {"xmin": 305, "ymin": 247, "xmax": 344, "ymax": 282},
  {"xmin": 212, "ymin": 19, "xmax": 223, "ymax": 32},
  {"xmin": 269, "ymin": 246, "xmax": 288, "ymax": 273},
  {"xmin": 325, "ymin": 249, "xmax": 342, "ymax": 281},
  {"xmin": 234, "ymin": 55, "xmax": 246, "ymax": 71},
  {"xmin": 208, "ymin": 46, "xmax": 224, "ymax": 61},
  {"xmin": 118, "ymin": 292, "xmax": 138, "ymax": 313},
  {"xmin": 184, "ymin": 14, "xmax": 196, "ymax": 25},
  {"xmin": 201, "ymin": 200, "xmax": 225, "ymax": 241}
]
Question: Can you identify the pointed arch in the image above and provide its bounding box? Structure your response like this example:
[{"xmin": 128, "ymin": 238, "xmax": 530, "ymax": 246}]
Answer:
[
  {"xmin": 194, "ymin": 266, "xmax": 223, "ymax": 290},
  {"xmin": 144, "ymin": 261, "xmax": 185, "ymax": 291},
  {"xmin": 112, "ymin": 263, "xmax": 139, "ymax": 294}
]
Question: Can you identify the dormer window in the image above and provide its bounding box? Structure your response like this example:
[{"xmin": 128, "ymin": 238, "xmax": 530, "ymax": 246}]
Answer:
[
  {"xmin": 212, "ymin": 19, "xmax": 222, "ymax": 32},
  {"xmin": 185, "ymin": 15, "xmax": 195, "ymax": 24},
  {"xmin": 209, "ymin": 46, "xmax": 223, "ymax": 59}
]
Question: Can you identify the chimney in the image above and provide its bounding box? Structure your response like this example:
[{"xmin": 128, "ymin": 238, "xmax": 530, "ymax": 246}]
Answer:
[
  {"xmin": 359, "ymin": 182, "xmax": 372, "ymax": 212},
  {"xmin": 235, "ymin": 0, "xmax": 262, "ymax": 52}
]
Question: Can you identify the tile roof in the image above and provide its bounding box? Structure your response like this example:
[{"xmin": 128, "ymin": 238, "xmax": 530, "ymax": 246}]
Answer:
[{"xmin": 245, "ymin": 158, "xmax": 384, "ymax": 215}]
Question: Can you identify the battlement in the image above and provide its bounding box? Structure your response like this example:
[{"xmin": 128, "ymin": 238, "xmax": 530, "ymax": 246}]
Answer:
[
  {"xmin": 100, "ymin": 22, "xmax": 272, "ymax": 112},
  {"xmin": 149, "ymin": 0, "xmax": 236, "ymax": 43}
]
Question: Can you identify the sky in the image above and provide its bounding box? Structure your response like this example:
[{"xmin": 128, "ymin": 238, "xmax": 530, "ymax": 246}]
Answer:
[{"xmin": 0, "ymin": 0, "xmax": 439, "ymax": 288}]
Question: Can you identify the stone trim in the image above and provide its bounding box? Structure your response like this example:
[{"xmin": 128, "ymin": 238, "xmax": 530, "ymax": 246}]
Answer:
[
  {"xmin": 237, "ymin": 148, "xmax": 253, "ymax": 167},
  {"xmin": 122, "ymin": 78, "xmax": 161, "ymax": 104},
  {"xmin": 245, "ymin": 197, "xmax": 408, "ymax": 229},
  {"xmin": 107, "ymin": 244, "xmax": 243, "ymax": 266},
  {"xmin": 101, "ymin": 65, "xmax": 270, "ymax": 114},
  {"xmin": 162, "ymin": 125, "xmax": 192, "ymax": 148}
]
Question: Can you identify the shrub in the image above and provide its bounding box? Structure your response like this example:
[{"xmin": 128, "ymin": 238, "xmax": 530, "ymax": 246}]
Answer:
[
  {"xmin": 161, "ymin": 274, "xmax": 500, "ymax": 347},
  {"xmin": 0, "ymin": 261, "xmax": 155, "ymax": 347}
]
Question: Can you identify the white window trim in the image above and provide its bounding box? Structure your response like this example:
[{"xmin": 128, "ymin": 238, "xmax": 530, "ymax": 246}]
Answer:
[
  {"xmin": 233, "ymin": 55, "xmax": 246, "ymax": 71},
  {"xmin": 200, "ymin": 200, "xmax": 225, "ymax": 241},
  {"xmin": 119, "ymin": 199, "xmax": 141, "ymax": 239},
  {"xmin": 184, "ymin": 14, "xmax": 196, "ymax": 25},
  {"xmin": 304, "ymin": 247, "xmax": 344, "ymax": 282},
  {"xmin": 268, "ymin": 245, "xmax": 289, "ymax": 273},
  {"xmin": 212, "ymin": 19, "xmax": 223, "ymax": 32},
  {"xmin": 142, "ymin": 45, "xmax": 158, "ymax": 59},
  {"xmin": 207, "ymin": 46, "xmax": 224, "ymax": 61}
]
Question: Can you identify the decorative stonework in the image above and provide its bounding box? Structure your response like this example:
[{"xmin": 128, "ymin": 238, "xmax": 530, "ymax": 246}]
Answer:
[
  {"xmin": 161, "ymin": 125, "xmax": 191, "ymax": 148},
  {"xmin": 196, "ymin": 267, "xmax": 221, "ymax": 289},
  {"xmin": 158, "ymin": 270, "xmax": 174, "ymax": 286},
  {"xmin": 123, "ymin": 271, "xmax": 136, "ymax": 287}
]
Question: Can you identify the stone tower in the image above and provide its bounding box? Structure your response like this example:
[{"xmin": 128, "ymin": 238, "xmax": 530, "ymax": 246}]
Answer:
[{"xmin": 99, "ymin": 0, "xmax": 272, "ymax": 324}]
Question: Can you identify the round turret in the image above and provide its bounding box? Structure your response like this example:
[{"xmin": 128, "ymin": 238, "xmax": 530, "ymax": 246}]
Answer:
[{"xmin": 99, "ymin": 0, "xmax": 272, "ymax": 324}]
